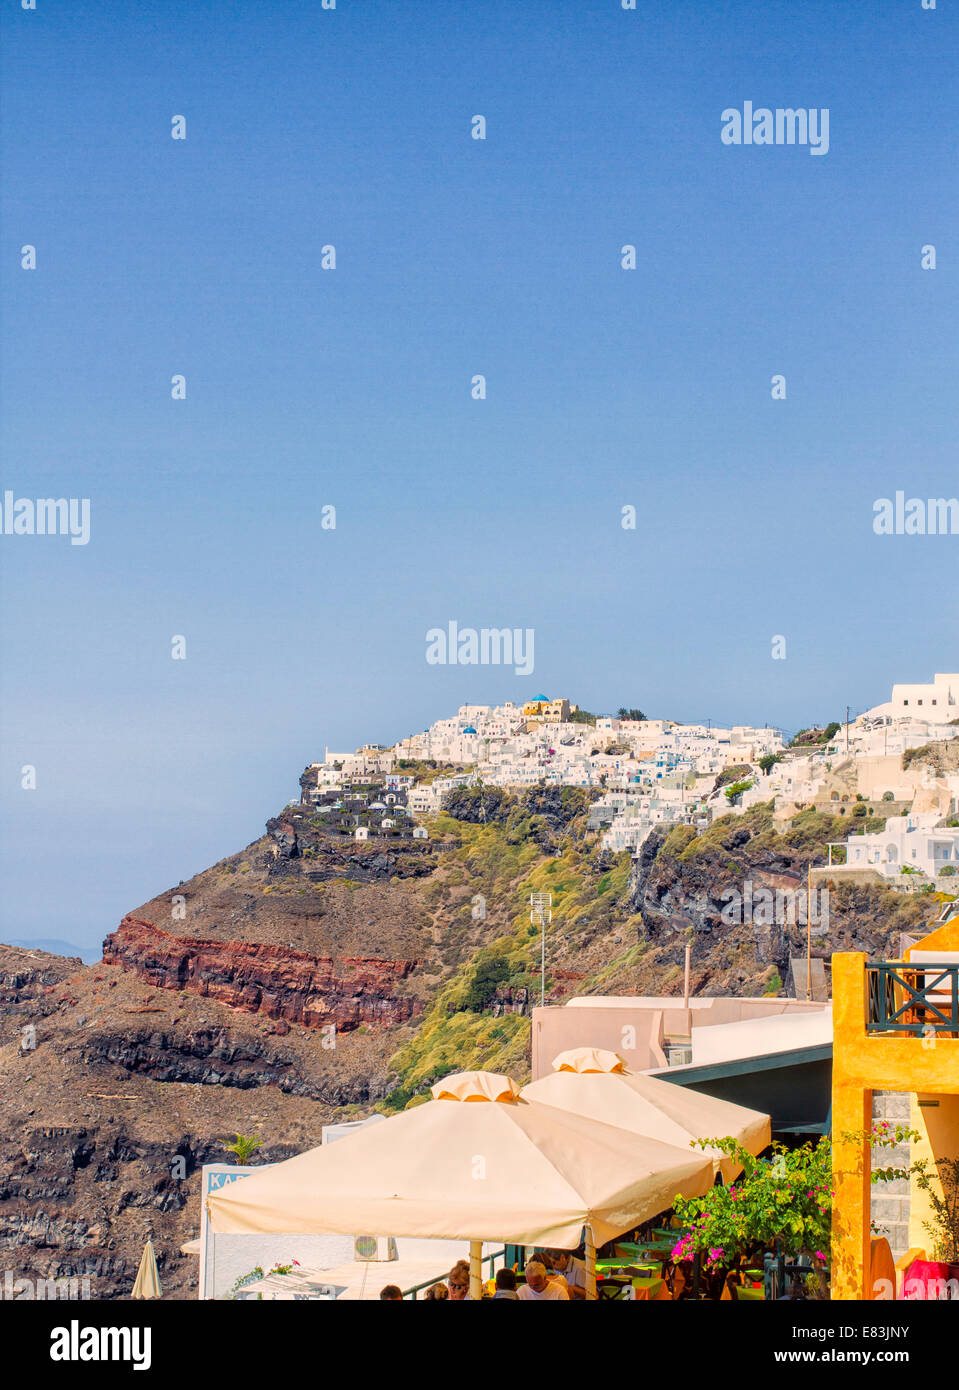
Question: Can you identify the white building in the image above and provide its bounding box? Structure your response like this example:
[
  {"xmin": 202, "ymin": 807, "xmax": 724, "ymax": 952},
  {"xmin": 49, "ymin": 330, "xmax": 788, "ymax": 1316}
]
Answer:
[
  {"xmin": 842, "ymin": 814, "xmax": 959, "ymax": 879},
  {"xmin": 866, "ymin": 673, "xmax": 959, "ymax": 724}
]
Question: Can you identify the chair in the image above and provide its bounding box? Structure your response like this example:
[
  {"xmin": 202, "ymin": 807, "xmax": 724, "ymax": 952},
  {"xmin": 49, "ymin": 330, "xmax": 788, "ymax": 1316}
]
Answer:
[{"xmin": 597, "ymin": 1277, "xmax": 633, "ymax": 1300}]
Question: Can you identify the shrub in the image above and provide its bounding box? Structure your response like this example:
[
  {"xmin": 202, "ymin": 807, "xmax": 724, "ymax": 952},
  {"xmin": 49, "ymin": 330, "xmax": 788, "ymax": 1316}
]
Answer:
[
  {"xmin": 724, "ymin": 779, "xmax": 753, "ymax": 804},
  {"xmin": 462, "ymin": 949, "xmax": 511, "ymax": 1012},
  {"xmin": 224, "ymin": 1133, "xmax": 263, "ymax": 1165}
]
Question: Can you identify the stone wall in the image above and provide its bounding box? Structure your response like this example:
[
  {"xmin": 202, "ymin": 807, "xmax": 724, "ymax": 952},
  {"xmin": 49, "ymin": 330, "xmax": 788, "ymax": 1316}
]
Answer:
[{"xmin": 870, "ymin": 1091, "xmax": 912, "ymax": 1259}]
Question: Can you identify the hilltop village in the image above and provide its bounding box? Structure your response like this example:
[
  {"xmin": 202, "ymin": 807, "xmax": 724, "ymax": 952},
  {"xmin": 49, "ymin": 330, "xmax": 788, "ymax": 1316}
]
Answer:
[{"xmin": 299, "ymin": 674, "xmax": 959, "ymax": 891}]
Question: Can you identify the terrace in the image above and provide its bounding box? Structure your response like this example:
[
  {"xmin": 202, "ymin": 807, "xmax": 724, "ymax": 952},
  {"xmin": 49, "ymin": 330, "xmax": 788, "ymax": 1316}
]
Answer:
[{"xmin": 831, "ymin": 929, "xmax": 959, "ymax": 1300}]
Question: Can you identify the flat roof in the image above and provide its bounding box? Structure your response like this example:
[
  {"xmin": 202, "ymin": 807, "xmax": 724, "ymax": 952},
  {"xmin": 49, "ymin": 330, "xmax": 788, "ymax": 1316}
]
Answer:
[
  {"xmin": 650, "ymin": 1007, "xmax": 833, "ymax": 1073},
  {"xmin": 562, "ymin": 996, "xmax": 817, "ymax": 1011}
]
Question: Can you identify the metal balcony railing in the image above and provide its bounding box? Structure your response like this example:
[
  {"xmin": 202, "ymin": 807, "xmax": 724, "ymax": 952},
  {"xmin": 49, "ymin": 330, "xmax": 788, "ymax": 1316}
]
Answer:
[{"xmin": 866, "ymin": 961, "xmax": 959, "ymax": 1035}]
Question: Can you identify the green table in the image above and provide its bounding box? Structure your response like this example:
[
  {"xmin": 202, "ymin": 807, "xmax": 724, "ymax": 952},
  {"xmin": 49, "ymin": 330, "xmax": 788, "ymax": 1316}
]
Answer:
[
  {"xmin": 735, "ymin": 1284, "xmax": 764, "ymax": 1301},
  {"xmin": 631, "ymin": 1276, "xmax": 665, "ymax": 1301}
]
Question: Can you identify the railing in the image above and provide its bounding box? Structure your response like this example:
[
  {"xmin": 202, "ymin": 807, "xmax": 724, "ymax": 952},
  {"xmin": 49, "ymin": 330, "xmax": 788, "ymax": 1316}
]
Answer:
[
  {"xmin": 403, "ymin": 1247, "xmax": 507, "ymax": 1300},
  {"xmin": 866, "ymin": 961, "xmax": 959, "ymax": 1035}
]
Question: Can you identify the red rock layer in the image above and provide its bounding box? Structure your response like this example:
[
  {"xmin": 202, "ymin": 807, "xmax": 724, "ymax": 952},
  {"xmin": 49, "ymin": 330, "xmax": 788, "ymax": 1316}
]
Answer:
[{"xmin": 101, "ymin": 917, "xmax": 422, "ymax": 1032}]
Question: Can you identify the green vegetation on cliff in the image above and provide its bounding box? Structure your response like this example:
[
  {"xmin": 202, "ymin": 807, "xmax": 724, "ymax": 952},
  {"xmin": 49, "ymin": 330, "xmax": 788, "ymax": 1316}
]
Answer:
[
  {"xmin": 378, "ymin": 805, "xmax": 636, "ymax": 1111},
  {"xmin": 379, "ymin": 788, "xmax": 923, "ymax": 1114}
]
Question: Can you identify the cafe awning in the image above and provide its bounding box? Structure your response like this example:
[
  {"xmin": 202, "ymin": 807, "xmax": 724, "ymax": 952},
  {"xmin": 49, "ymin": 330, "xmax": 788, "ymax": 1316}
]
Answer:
[{"xmin": 522, "ymin": 1048, "xmax": 770, "ymax": 1183}]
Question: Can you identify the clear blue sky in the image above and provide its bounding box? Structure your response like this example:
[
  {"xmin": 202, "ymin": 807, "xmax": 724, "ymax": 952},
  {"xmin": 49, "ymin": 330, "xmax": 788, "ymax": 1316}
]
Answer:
[{"xmin": 1, "ymin": 0, "xmax": 956, "ymax": 948}]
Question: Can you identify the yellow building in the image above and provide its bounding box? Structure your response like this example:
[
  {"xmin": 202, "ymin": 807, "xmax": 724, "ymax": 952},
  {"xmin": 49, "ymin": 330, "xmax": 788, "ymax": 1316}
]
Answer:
[
  {"xmin": 522, "ymin": 696, "xmax": 573, "ymax": 722},
  {"xmin": 831, "ymin": 919, "xmax": 959, "ymax": 1299},
  {"xmin": 522, "ymin": 694, "xmax": 551, "ymax": 717}
]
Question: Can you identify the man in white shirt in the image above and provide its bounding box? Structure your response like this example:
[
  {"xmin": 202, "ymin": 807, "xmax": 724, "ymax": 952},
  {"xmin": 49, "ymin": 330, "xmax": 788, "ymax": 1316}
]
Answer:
[
  {"xmin": 545, "ymin": 1248, "xmax": 587, "ymax": 1300},
  {"xmin": 517, "ymin": 1259, "xmax": 569, "ymax": 1300}
]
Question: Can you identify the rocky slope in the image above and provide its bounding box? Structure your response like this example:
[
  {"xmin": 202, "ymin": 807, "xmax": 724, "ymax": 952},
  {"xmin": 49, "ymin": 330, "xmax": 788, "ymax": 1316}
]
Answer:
[
  {"xmin": 0, "ymin": 941, "xmax": 401, "ymax": 1299},
  {"xmin": 0, "ymin": 785, "xmax": 948, "ymax": 1299},
  {"xmin": 623, "ymin": 806, "xmax": 931, "ymax": 996}
]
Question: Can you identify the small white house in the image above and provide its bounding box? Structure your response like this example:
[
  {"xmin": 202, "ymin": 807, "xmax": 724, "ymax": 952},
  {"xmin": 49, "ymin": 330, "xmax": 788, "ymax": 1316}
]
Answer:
[
  {"xmin": 381, "ymin": 818, "xmax": 395, "ymax": 829},
  {"xmin": 355, "ymin": 826, "xmax": 370, "ymax": 841},
  {"xmin": 412, "ymin": 826, "xmax": 429, "ymax": 840},
  {"xmin": 843, "ymin": 814, "xmax": 959, "ymax": 878}
]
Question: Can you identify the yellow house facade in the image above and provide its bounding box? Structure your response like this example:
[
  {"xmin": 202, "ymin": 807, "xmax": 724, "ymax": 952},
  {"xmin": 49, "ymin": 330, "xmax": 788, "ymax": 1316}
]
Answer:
[
  {"xmin": 831, "ymin": 919, "xmax": 959, "ymax": 1299},
  {"xmin": 522, "ymin": 696, "xmax": 574, "ymax": 722}
]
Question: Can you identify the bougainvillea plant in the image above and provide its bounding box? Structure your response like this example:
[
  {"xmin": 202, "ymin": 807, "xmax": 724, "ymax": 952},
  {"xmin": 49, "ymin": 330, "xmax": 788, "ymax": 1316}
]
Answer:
[{"xmin": 671, "ymin": 1135, "xmax": 833, "ymax": 1299}]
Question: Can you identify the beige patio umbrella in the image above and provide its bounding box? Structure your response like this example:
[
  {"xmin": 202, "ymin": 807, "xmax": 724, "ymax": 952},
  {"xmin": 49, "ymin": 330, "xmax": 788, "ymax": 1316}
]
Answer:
[
  {"xmin": 131, "ymin": 1238, "xmax": 162, "ymax": 1300},
  {"xmin": 522, "ymin": 1047, "xmax": 770, "ymax": 1184},
  {"xmin": 207, "ymin": 1070, "xmax": 715, "ymax": 1299}
]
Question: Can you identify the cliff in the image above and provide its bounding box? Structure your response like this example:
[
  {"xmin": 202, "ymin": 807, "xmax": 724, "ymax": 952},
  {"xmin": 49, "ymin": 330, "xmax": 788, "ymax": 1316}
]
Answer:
[
  {"xmin": 102, "ymin": 917, "xmax": 423, "ymax": 1032},
  {"xmin": 0, "ymin": 786, "xmax": 947, "ymax": 1301}
]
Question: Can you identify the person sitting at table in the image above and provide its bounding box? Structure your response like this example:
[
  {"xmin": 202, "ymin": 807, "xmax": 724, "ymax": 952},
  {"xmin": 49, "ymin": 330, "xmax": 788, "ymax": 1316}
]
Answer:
[
  {"xmin": 545, "ymin": 1248, "xmax": 587, "ymax": 1300},
  {"xmin": 447, "ymin": 1260, "xmax": 472, "ymax": 1300},
  {"xmin": 493, "ymin": 1268, "xmax": 520, "ymax": 1300},
  {"xmin": 379, "ymin": 1284, "xmax": 403, "ymax": 1300},
  {"xmin": 517, "ymin": 1259, "xmax": 569, "ymax": 1300}
]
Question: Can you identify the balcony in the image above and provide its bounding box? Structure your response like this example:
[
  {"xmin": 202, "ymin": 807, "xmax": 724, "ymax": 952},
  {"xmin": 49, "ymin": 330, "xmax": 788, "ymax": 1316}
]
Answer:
[{"xmin": 866, "ymin": 961, "xmax": 959, "ymax": 1036}]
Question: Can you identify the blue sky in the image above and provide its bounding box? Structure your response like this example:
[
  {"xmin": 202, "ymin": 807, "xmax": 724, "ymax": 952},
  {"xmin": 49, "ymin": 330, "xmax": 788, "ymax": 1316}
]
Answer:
[{"xmin": 1, "ymin": 0, "xmax": 956, "ymax": 947}]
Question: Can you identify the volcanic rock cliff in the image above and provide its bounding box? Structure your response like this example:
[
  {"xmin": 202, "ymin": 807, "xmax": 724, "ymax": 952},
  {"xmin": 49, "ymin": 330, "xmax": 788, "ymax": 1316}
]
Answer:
[
  {"xmin": 102, "ymin": 918, "xmax": 423, "ymax": 1031},
  {"xmin": 0, "ymin": 785, "xmax": 947, "ymax": 1301},
  {"xmin": 0, "ymin": 940, "xmax": 403, "ymax": 1300},
  {"xmin": 624, "ymin": 807, "xmax": 931, "ymax": 996}
]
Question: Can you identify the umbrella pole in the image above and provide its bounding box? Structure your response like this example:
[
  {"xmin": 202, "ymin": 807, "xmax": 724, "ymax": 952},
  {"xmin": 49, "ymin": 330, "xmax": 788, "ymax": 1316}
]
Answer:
[
  {"xmin": 469, "ymin": 1240, "xmax": 483, "ymax": 1301},
  {"xmin": 584, "ymin": 1224, "xmax": 597, "ymax": 1301}
]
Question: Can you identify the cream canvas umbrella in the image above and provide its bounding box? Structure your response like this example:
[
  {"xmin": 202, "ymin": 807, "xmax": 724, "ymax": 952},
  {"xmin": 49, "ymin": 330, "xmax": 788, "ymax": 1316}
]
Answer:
[
  {"xmin": 522, "ymin": 1047, "xmax": 770, "ymax": 1184},
  {"xmin": 207, "ymin": 1070, "xmax": 715, "ymax": 1299},
  {"xmin": 131, "ymin": 1238, "xmax": 162, "ymax": 1300}
]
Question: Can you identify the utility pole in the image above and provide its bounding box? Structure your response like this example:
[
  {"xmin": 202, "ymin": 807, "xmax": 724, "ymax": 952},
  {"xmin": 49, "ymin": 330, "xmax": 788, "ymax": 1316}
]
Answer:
[
  {"xmin": 530, "ymin": 891, "xmax": 553, "ymax": 1006},
  {"xmin": 806, "ymin": 861, "xmax": 813, "ymax": 1002},
  {"xmin": 845, "ymin": 705, "xmax": 850, "ymax": 757}
]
